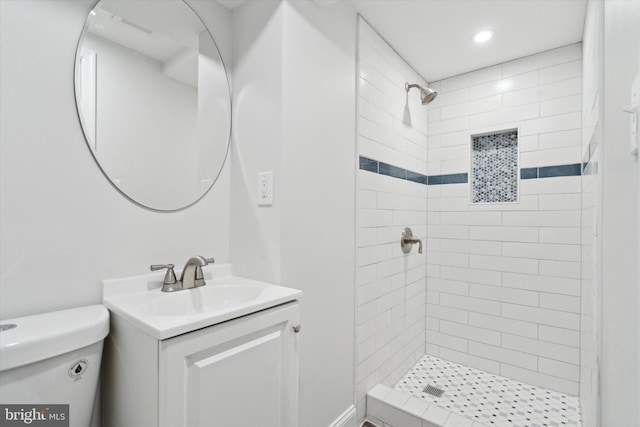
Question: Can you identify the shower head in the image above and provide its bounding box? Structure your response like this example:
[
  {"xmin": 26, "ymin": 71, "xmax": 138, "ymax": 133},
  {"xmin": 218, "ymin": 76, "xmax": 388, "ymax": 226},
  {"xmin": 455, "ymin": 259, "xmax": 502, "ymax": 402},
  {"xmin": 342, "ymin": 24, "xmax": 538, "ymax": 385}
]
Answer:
[{"xmin": 405, "ymin": 82, "xmax": 437, "ymax": 105}]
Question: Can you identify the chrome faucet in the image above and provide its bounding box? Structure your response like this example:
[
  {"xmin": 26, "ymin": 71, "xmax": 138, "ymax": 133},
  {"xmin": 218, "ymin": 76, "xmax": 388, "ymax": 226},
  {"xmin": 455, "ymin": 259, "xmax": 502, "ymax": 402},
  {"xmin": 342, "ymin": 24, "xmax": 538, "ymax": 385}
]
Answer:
[{"xmin": 150, "ymin": 256, "xmax": 215, "ymax": 292}]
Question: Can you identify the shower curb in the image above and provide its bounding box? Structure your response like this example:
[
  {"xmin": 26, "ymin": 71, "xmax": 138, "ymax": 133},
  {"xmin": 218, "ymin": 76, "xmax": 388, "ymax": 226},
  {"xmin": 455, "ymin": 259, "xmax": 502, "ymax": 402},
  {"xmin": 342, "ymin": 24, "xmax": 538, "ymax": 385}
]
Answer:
[{"xmin": 366, "ymin": 384, "xmax": 488, "ymax": 427}]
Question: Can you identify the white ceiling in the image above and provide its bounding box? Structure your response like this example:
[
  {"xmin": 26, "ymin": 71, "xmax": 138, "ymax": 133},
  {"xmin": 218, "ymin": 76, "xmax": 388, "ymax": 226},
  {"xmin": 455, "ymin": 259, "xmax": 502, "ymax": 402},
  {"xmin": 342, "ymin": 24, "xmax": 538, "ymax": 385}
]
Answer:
[{"xmin": 350, "ymin": 0, "xmax": 587, "ymax": 82}]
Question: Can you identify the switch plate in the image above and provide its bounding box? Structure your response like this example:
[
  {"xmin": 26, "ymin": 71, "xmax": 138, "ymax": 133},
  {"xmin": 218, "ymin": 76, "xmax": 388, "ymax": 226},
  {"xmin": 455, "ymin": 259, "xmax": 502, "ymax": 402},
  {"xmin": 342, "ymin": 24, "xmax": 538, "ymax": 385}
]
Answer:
[{"xmin": 257, "ymin": 171, "xmax": 273, "ymax": 206}]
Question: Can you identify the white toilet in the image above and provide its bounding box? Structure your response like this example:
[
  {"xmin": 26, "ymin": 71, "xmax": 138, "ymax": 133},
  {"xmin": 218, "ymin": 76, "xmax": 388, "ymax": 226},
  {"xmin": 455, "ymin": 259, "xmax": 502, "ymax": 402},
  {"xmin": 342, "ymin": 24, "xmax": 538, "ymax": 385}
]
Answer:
[{"xmin": 0, "ymin": 305, "xmax": 109, "ymax": 427}]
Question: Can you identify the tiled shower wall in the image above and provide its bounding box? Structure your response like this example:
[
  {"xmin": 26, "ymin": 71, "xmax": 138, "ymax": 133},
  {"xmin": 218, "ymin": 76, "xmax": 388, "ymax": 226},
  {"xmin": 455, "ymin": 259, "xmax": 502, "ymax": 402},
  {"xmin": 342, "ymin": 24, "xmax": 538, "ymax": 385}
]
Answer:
[
  {"xmin": 424, "ymin": 44, "xmax": 583, "ymax": 395},
  {"xmin": 355, "ymin": 18, "xmax": 428, "ymax": 421}
]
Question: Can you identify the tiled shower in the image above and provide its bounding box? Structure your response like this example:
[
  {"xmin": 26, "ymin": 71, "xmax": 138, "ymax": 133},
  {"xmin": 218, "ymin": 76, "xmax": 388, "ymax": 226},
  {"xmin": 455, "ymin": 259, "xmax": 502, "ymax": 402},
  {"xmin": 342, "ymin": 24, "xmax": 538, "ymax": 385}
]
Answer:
[{"xmin": 356, "ymin": 14, "xmax": 591, "ymax": 426}]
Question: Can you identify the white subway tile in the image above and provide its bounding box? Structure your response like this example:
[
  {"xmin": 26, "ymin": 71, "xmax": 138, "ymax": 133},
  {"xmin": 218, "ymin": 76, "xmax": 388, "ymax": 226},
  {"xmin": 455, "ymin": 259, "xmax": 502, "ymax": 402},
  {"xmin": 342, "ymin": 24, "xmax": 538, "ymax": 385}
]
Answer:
[
  {"xmin": 428, "ymin": 278, "xmax": 469, "ymax": 296},
  {"xmin": 500, "ymin": 364, "xmax": 578, "ymax": 395},
  {"xmin": 539, "ymin": 59, "xmax": 582, "ymax": 85},
  {"xmin": 426, "ymin": 303, "xmax": 469, "ymax": 324},
  {"xmin": 502, "ymin": 334, "xmax": 579, "ymax": 364},
  {"xmin": 519, "ymin": 112, "xmax": 581, "ymax": 136},
  {"xmin": 440, "ymin": 266, "xmax": 501, "ymax": 286},
  {"xmin": 428, "ymin": 116, "xmax": 470, "ymax": 136},
  {"xmin": 358, "ymin": 189, "xmax": 378, "ymax": 209},
  {"xmin": 502, "ymin": 242, "xmax": 581, "ymax": 262},
  {"xmin": 429, "ymin": 144, "xmax": 469, "ymax": 162},
  {"xmin": 468, "ymin": 312, "xmax": 538, "ymax": 338},
  {"xmin": 470, "ymin": 102, "xmax": 539, "ymax": 128},
  {"xmin": 502, "ymin": 211, "xmax": 580, "ymax": 227},
  {"xmin": 539, "ymin": 194, "xmax": 581, "ymax": 211},
  {"xmin": 469, "ymin": 195, "xmax": 539, "ymax": 212},
  {"xmin": 440, "ymin": 65, "xmax": 502, "ymax": 93},
  {"xmin": 539, "ymin": 325, "xmax": 580, "ymax": 347},
  {"xmin": 440, "ymin": 158, "xmax": 470, "ymax": 175},
  {"xmin": 502, "ymin": 44, "xmax": 581, "ymax": 78},
  {"xmin": 539, "ymin": 260, "xmax": 581, "ymax": 279},
  {"xmin": 540, "ymin": 94, "xmax": 582, "ymax": 117},
  {"xmin": 469, "ymin": 254, "xmax": 538, "ymax": 274},
  {"xmin": 358, "ymin": 264, "xmax": 377, "ymax": 286},
  {"xmin": 427, "ymin": 224, "xmax": 470, "ymax": 239},
  {"xmin": 428, "ymin": 198, "xmax": 470, "ymax": 212},
  {"xmin": 440, "ymin": 211, "xmax": 502, "ymax": 226},
  {"xmin": 358, "ymin": 336, "xmax": 377, "ymax": 363},
  {"xmin": 539, "ymin": 293, "xmax": 581, "ymax": 313},
  {"xmin": 359, "ymin": 208, "xmax": 394, "ymax": 228},
  {"xmin": 440, "ymin": 239, "xmax": 502, "ymax": 256},
  {"xmin": 469, "ymin": 283, "xmax": 539, "ymax": 306},
  {"xmin": 438, "ymin": 348, "xmax": 500, "ymax": 374},
  {"xmin": 519, "ymin": 135, "xmax": 539, "ymax": 152},
  {"xmin": 503, "ymin": 77, "xmax": 582, "ymax": 107},
  {"xmin": 520, "ymin": 146, "xmax": 582, "ymax": 168},
  {"xmin": 359, "ymin": 116, "xmax": 378, "ymax": 140},
  {"xmin": 441, "ymin": 95, "xmax": 502, "ymax": 120},
  {"xmin": 502, "ymin": 303, "xmax": 580, "ymax": 330},
  {"xmin": 427, "ymin": 251, "xmax": 469, "ymax": 268},
  {"xmin": 538, "ymin": 357, "xmax": 580, "ymax": 382},
  {"xmin": 359, "ymin": 170, "xmax": 393, "ymax": 193},
  {"xmin": 440, "ymin": 320, "xmax": 501, "ymax": 346},
  {"xmin": 358, "ymin": 300, "xmax": 377, "ymax": 325},
  {"xmin": 470, "ymin": 71, "xmax": 539, "ymax": 100},
  {"xmin": 433, "ymin": 87, "xmax": 470, "ymax": 107},
  {"xmin": 469, "ymin": 341, "xmax": 538, "ymax": 370},
  {"xmin": 359, "ymin": 228, "xmax": 378, "ymax": 247},
  {"xmin": 538, "ymin": 129, "xmax": 581, "ymax": 150},
  {"xmin": 367, "ymin": 396, "xmax": 422, "ymax": 427},
  {"xmin": 440, "ymin": 293, "xmax": 501, "ymax": 315},
  {"xmin": 470, "ymin": 226, "xmax": 538, "ymax": 242},
  {"xmin": 520, "ymin": 176, "xmax": 581, "ymax": 195},
  {"xmin": 358, "ymin": 277, "xmax": 393, "ymax": 304},
  {"xmin": 502, "ymin": 272, "xmax": 580, "ymax": 296},
  {"xmin": 439, "ymin": 130, "xmax": 471, "ymax": 147},
  {"xmin": 426, "ymin": 330, "xmax": 468, "ymax": 352}
]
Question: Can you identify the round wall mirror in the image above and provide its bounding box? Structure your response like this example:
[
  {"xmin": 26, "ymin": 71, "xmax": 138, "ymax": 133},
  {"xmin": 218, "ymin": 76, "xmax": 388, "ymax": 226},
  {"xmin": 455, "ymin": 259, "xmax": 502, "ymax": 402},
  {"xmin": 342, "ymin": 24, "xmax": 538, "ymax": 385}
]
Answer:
[{"xmin": 74, "ymin": 0, "xmax": 231, "ymax": 211}]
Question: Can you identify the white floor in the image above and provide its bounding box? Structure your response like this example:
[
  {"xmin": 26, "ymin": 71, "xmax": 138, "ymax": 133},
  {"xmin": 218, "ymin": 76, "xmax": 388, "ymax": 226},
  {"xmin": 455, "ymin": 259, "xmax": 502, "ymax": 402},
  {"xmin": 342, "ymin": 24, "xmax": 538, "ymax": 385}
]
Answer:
[{"xmin": 393, "ymin": 354, "xmax": 581, "ymax": 427}]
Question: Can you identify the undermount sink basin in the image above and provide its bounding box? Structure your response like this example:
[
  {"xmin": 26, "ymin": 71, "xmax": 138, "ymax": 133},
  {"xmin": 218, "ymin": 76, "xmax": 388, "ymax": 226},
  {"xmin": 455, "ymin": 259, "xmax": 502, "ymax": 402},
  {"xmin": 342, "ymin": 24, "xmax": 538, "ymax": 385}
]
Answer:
[{"xmin": 102, "ymin": 264, "xmax": 302, "ymax": 340}]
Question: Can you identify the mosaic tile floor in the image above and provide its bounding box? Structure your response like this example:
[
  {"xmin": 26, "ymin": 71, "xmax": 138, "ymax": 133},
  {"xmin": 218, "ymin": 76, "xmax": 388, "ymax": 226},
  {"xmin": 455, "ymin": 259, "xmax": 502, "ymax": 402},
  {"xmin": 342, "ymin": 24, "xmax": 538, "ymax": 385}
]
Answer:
[{"xmin": 394, "ymin": 355, "xmax": 581, "ymax": 427}]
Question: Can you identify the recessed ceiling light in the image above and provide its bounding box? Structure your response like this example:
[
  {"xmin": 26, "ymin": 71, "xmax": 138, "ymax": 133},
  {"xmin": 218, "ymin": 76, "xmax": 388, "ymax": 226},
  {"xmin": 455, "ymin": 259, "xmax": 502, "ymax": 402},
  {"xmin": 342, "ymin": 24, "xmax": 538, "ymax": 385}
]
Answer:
[{"xmin": 474, "ymin": 30, "xmax": 493, "ymax": 43}]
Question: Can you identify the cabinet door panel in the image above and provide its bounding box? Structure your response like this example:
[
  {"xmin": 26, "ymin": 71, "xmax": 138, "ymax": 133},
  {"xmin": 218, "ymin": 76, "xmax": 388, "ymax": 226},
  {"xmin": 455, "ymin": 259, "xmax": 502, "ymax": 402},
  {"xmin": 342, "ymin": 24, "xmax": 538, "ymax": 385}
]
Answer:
[{"xmin": 160, "ymin": 303, "xmax": 298, "ymax": 427}]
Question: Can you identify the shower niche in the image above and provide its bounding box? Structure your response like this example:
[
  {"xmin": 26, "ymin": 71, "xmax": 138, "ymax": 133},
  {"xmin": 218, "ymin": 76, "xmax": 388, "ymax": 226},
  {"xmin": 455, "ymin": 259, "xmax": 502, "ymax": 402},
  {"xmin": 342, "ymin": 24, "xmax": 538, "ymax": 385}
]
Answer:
[{"xmin": 470, "ymin": 128, "xmax": 519, "ymax": 204}]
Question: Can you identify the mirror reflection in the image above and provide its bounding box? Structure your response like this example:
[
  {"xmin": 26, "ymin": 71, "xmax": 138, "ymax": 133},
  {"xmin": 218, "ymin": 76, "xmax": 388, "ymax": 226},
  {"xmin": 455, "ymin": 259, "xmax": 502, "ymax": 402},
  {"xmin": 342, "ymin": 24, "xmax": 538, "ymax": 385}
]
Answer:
[{"xmin": 75, "ymin": 0, "xmax": 231, "ymax": 210}]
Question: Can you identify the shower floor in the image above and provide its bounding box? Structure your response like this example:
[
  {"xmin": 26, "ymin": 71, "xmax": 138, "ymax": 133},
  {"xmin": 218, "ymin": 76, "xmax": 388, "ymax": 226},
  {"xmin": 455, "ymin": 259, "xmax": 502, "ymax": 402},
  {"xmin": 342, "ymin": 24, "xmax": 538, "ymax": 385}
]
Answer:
[{"xmin": 393, "ymin": 354, "xmax": 581, "ymax": 427}]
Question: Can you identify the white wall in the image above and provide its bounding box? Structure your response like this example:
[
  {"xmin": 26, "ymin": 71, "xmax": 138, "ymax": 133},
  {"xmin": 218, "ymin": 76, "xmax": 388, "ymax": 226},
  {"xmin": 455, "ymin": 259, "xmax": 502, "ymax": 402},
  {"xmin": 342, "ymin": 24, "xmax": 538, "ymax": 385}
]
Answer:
[
  {"xmin": 579, "ymin": 0, "xmax": 603, "ymax": 425},
  {"xmin": 230, "ymin": 1, "xmax": 357, "ymax": 426},
  {"xmin": 425, "ymin": 44, "xmax": 583, "ymax": 395},
  {"xmin": 600, "ymin": 0, "xmax": 640, "ymax": 424},
  {"xmin": 0, "ymin": 0, "xmax": 231, "ymax": 320},
  {"xmin": 355, "ymin": 18, "xmax": 429, "ymax": 424}
]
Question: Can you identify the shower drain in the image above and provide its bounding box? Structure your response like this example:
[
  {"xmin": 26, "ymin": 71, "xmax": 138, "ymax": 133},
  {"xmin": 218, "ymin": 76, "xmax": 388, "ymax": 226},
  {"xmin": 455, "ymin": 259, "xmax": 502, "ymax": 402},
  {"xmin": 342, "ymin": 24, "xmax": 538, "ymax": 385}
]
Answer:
[{"xmin": 422, "ymin": 384, "xmax": 445, "ymax": 397}]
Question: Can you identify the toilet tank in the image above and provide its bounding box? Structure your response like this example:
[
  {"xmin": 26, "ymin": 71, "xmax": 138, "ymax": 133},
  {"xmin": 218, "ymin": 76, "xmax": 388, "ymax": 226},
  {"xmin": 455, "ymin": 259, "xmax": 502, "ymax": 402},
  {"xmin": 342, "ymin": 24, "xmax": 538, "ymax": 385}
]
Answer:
[{"xmin": 0, "ymin": 305, "xmax": 109, "ymax": 427}]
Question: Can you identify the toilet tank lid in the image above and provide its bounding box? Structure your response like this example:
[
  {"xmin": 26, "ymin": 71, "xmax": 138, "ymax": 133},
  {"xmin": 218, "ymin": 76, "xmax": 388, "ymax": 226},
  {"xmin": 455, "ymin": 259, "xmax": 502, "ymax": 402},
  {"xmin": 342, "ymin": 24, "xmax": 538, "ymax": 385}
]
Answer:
[{"xmin": 0, "ymin": 305, "xmax": 109, "ymax": 372}]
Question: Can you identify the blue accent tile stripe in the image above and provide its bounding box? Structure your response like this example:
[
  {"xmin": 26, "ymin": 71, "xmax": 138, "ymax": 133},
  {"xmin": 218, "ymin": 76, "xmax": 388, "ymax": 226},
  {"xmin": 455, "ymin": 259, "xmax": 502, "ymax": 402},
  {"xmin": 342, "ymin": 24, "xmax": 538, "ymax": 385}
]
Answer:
[
  {"xmin": 538, "ymin": 163, "xmax": 582, "ymax": 178},
  {"xmin": 428, "ymin": 173, "xmax": 468, "ymax": 185},
  {"xmin": 520, "ymin": 168, "xmax": 538, "ymax": 180},
  {"xmin": 379, "ymin": 162, "xmax": 407, "ymax": 179},
  {"xmin": 359, "ymin": 156, "xmax": 378, "ymax": 173},
  {"xmin": 358, "ymin": 156, "xmax": 581, "ymax": 186}
]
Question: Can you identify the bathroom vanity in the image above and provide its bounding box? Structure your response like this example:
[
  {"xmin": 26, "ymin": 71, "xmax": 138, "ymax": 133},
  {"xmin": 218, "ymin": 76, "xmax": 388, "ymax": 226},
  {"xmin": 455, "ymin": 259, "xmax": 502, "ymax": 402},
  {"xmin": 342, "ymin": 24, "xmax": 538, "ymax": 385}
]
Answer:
[{"xmin": 101, "ymin": 264, "xmax": 302, "ymax": 427}]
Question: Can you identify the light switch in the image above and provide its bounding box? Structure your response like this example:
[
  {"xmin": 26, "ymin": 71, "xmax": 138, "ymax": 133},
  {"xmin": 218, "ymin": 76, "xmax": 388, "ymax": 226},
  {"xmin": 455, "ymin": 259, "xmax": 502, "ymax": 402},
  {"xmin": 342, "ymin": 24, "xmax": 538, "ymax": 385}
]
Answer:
[{"xmin": 257, "ymin": 171, "xmax": 273, "ymax": 206}]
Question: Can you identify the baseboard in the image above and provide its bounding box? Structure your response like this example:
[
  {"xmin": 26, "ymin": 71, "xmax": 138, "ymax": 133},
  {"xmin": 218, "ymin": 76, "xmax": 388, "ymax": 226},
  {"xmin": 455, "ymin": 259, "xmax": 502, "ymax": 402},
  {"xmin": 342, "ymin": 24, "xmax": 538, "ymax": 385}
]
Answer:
[{"xmin": 328, "ymin": 405, "xmax": 357, "ymax": 427}]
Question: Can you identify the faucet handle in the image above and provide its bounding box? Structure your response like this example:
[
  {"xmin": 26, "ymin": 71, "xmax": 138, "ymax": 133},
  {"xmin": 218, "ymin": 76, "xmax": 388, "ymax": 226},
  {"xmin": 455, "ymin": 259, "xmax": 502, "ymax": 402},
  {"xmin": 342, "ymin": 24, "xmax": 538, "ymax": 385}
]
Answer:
[
  {"xmin": 193, "ymin": 257, "xmax": 214, "ymax": 287},
  {"xmin": 204, "ymin": 257, "xmax": 215, "ymax": 265},
  {"xmin": 150, "ymin": 264, "xmax": 180, "ymax": 291}
]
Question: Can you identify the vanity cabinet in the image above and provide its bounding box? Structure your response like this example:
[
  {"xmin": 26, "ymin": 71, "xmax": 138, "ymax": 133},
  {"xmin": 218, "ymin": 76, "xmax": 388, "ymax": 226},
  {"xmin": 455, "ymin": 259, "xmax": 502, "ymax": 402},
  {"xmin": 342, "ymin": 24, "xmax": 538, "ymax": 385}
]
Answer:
[{"xmin": 102, "ymin": 302, "xmax": 299, "ymax": 427}]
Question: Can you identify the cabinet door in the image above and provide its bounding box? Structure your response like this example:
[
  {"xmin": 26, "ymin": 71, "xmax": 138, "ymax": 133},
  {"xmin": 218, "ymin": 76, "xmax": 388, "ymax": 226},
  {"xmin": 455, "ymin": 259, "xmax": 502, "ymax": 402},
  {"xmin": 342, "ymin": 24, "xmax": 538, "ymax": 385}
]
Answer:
[{"xmin": 159, "ymin": 303, "xmax": 299, "ymax": 427}]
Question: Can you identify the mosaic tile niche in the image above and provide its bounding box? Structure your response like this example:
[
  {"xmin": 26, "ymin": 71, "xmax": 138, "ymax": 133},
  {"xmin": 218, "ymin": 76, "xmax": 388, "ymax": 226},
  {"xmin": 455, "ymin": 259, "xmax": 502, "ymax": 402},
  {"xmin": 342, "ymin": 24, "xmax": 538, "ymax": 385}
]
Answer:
[{"xmin": 471, "ymin": 129, "xmax": 518, "ymax": 203}]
